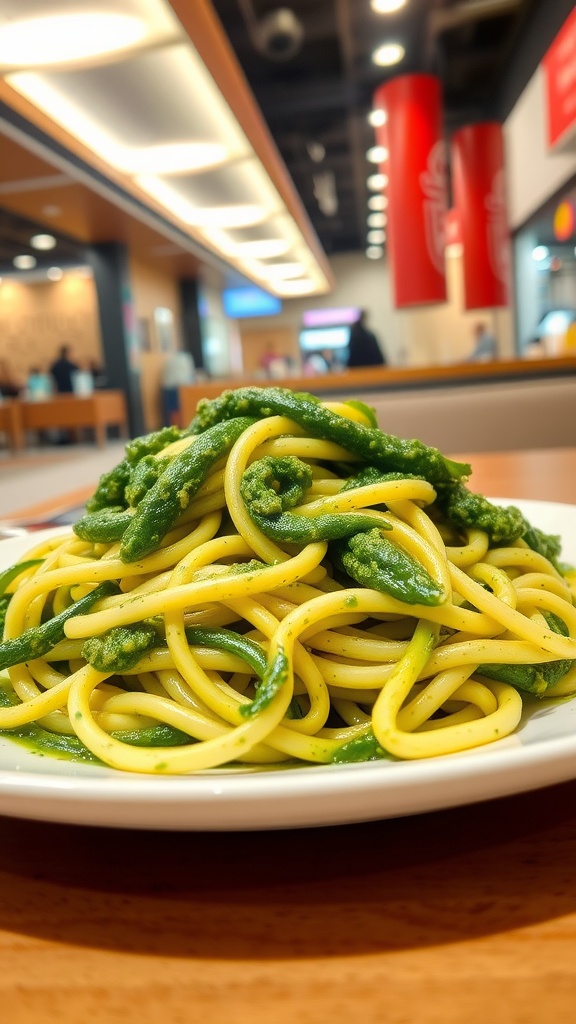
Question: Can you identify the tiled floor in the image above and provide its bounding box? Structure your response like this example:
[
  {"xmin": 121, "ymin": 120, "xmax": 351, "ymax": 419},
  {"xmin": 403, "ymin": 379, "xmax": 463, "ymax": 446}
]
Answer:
[{"xmin": 0, "ymin": 441, "xmax": 126, "ymax": 519}]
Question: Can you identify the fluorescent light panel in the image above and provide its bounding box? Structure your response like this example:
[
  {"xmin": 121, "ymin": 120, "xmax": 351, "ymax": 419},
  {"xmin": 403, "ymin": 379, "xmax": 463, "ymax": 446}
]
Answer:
[
  {"xmin": 0, "ymin": 0, "xmax": 181, "ymax": 68},
  {"xmin": 2, "ymin": 1, "xmax": 331, "ymax": 296}
]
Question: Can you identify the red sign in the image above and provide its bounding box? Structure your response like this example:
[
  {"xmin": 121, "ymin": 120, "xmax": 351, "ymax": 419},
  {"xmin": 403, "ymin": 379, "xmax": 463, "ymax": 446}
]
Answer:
[
  {"xmin": 451, "ymin": 122, "xmax": 511, "ymax": 310},
  {"xmin": 373, "ymin": 75, "xmax": 447, "ymax": 308},
  {"xmin": 543, "ymin": 6, "xmax": 576, "ymax": 150}
]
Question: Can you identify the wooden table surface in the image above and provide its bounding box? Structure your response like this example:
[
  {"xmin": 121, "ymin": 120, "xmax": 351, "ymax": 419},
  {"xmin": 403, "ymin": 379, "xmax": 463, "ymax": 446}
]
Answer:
[{"xmin": 3, "ymin": 448, "xmax": 576, "ymax": 1024}]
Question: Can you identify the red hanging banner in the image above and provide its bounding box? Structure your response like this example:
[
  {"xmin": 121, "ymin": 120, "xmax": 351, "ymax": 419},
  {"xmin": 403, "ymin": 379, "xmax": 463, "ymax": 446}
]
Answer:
[
  {"xmin": 373, "ymin": 74, "xmax": 447, "ymax": 308},
  {"xmin": 450, "ymin": 122, "xmax": 511, "ymax": 310}
]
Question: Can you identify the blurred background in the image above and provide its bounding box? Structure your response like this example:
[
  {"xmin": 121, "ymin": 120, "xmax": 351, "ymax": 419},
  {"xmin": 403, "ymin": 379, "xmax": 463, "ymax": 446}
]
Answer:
[{"xmin": 0, "ymin": 0, "xmax": 574, "ymax": 442}]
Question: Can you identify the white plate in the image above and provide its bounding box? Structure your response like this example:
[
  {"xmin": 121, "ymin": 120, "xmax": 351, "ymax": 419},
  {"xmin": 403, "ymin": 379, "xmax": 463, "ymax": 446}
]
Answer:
[{"xmin": 1, "ymin": 502, "xmax": 576, "ymax": 831}]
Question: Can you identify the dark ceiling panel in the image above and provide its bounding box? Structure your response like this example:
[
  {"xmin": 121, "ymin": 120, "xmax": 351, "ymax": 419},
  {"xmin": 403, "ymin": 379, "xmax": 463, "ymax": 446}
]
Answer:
[{"xmin": 210, "ymin": 0, "xmax": 554, "ymax": 254}]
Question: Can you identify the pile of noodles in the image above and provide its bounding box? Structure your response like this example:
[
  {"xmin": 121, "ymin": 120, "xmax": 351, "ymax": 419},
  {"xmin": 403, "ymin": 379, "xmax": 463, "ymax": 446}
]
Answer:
[{"xmin": 1, "ymin": 397, "xmax": 575, "ymax": 774}]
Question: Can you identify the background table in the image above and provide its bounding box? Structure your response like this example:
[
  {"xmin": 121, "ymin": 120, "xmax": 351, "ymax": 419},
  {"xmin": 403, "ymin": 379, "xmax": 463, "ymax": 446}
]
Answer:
[
  {"xmin": 2, "ymin": 448, "xmax": 576, "ymax": 1023},
  {"xmin": 18, "ymin": 391, "xmax": 128, "ymax": 448},
  {"xmin": 0, "ymin": 399, "xmax": 24, "ymax": 453}
]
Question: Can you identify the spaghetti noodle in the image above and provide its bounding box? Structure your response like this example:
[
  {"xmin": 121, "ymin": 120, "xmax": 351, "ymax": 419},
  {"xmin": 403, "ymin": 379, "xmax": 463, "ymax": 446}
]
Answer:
[{"xmin": 0, "ymin": 386, "xmax": 574, "ymax": 773}]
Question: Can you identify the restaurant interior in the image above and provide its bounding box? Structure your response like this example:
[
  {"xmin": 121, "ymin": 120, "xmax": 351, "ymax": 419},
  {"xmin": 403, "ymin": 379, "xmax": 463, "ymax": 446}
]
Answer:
[{"xmin": 2, "ymin": 3, "xmax": 576, "ymax": 1022}]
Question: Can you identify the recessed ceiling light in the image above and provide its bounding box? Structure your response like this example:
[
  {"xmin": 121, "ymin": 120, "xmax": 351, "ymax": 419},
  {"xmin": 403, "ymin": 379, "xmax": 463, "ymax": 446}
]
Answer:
[
  {"xmin": 274, "ymin": 278, "xmax": 318, "ymax": 296},
  {"xmin": 115, "ymin": 142, "xmax": 229, "ymax": 175},
  {"xmin": 260, "ymin": 262, "xmax": 306, "ymax": 280},
  {"xmin": 0, "ymin": 13, "xmax": 147, "ymax": 67},
  {"xmin": 368, "ymin": 109, "xmax": 387, "ymax": 128},
  {"xmin": 368, "ymin": 194, "xmax": 388, "ymax": 211},
  {"xmin": 47, "ymin": 267, "xmax": 63, "ymax": 281},
  {"xmin": 366, "ymin": 246, "xmax": 384, "ymax": 259},
  {"xmin": 30, "ymin": 233, "xmax": 57, "ymax": 250},
  {"xmin": 367, "ymin": 173, "xmax": 388, "ymax": 190},
  {"xmin": 366, "ymin": 146, "xmax": 388, "ymax": 163},
  {"xmin": 367, "ymin": 229, "xmax": 386, "ymax": 244},
  {"xmin": 232, "ymin": 239, "xmax": 290, "ymax": 259},
  {"xmin": 13, "ymin": 254, "xmax": 37, "ymax": 269},
  {"xmin": 371, "ymin": 0, "xmax": 407, "ymax": 13},
  {"xmin": 372, "ymin": 42, "xmax": 405, "ymax": 67},
  {"xmin": 532, "ymin": 245, "xmax": 550, "ymax": 261},
  {"xmin": 136, "ymin": 175, "xmax": 270, "ymax": 228},
  {"xmin": 368, "ymin": 212, "xmax": 387, "ymax": 228}
]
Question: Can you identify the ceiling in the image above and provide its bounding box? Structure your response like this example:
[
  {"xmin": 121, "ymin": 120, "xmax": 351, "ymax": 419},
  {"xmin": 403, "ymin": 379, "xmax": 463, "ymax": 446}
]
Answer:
[
  {"xmin": 0, "ymin": 0, "xmax": 569, "ymax": 281},
  {"xmin": 210, "ymin": 0, "xmax": 543, "ymax": 254},
  {"xmin": 0, "ymin": 132, "xmax": 203, "ymax": 279}
]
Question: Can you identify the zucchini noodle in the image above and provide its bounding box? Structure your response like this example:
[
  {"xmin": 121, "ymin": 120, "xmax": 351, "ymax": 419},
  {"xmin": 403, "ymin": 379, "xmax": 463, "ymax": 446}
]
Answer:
[{"xmin": 0, "ymin": 385, "xmax": 574, "ymax": 773}]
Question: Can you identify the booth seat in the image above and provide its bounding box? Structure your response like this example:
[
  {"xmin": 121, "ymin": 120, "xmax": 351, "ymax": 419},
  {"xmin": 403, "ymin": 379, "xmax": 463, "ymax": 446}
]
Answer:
[
  {"xmin": 354, "ymin": 376, "xmax": 576, "ymax": 453},
  {"xmin": 178, "ymin": 359, "xmax": 576, "ymax": 455}
]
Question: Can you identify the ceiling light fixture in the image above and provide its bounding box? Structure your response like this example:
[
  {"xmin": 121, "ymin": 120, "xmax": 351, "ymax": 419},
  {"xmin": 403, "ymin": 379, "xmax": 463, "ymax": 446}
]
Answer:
[
  {"xmin": 372, "ymin": 42, "xmax": 405, "ymax": 67},
  {"xmin": 368, "ymin": 194, "xmax": 388, "ymax": 211},
  {"xmin": 273, "ymin": 278, "xmax": 318, "ymax": 296},
  {"xmin": 41, "ymin": 204, "xmax": 62, "ymax": 217},
  {"xmin": 30, "ymin": 233, "xmax": 57, "ymax": 250},
  {"xmin": 116, "ymin": 142, "xmax": 229, "ymax": 175},
  {"xmin": 0, "ymin": 14, "xmax": 149, "ymax": 67},
  {"xmin": 259, "ymin": 261, "xmax": 306, "ymax": 280},
  {"xmin": 47, "ymin": 267, "xmax": 63, "ymax": 281},
  {"xmin": 2, "ymin": 2, "xmax": 332, "ymax": 297},
  {"xmin": 371, "ymin": 0, "xmax": 407, "ymax": 13},
  {"xmin": 366, "ymin": 246, "xmax": 384, "ymax": 259},
  {"xmin": 367, "ymin": 212, "xmax": 387, "ymax": 228},
  {"xmin": 135, "ymin": 174, "xmax": 270, "ymax": 227},
  {"xmin": 366, "ymin": 145, "xmax": 388, "ymax": 164},
  {"xmin": 367, "ymin": 229, "xmax": 386, "ymax": 244},
  {"xmin": 13, "ymin": 254, "xmax": 37, "ymax": 269},
  {"xmin": 233, "ymin": 239, "xmax": 291, "ymax": 259},
  {"xmin": 532, "ymin": 245, "xmax": 550, "ymax": 261},
  {"xmin": 368, "ymin": 108, "xmax": 387, "ymax": 128},
  {"xmin": 367, "ymin": 173, "xmax": 388, "ymax": 190}
]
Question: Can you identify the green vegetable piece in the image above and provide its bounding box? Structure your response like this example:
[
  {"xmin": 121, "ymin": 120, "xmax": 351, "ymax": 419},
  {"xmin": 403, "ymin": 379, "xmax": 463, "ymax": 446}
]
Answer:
[
  {"xmin": 184, "ymin": 626, "xmax": 267, "ymax": 679},
  {"xmin": 82, "ymin": 623, "xmax": 159, "ymax": 673},
  {"xmin": 73, "ymin": 506, "xmax": 133, "ymax": 543},
  {"xmin": 124, "ymin": 454, "xmax": 169, "ymax": 507},
  {"xmin": 0, "ymin": 581, "xmax": 119, "ymax": 672},
  {"xmin": 190, "ymin": 386, "xmax": 470, "ymax": 486},
  {"xmin": 0, "ymin": 559, "xmax": 43, "ymax": 596},
  {"xmin": 478, "ymin": 612, "xmax": 574, "ymax": 694},
  {"xmin": 436, "ymin": 483, "xmax": 526, "ymax": 544},
  {"xmin": 120, "ymin": 416, "xmax": 256, "ymax": 562},
  {"xmin": 85, "ymin": 426, "xmax": 185, "ymax": 513},
  {"xmin": 240, "ymin": 456, "xmax": 391, "ymax": 544},
  {"xmin": 186, "ymin": 627, "xmax": 297, "ymax": 720},
  {"xmin": 85, "ymin": 459, "xmax": 132, "ymax": 513},
  {"xmin": 239, "ymin": 647, "xmax": 289, "ymax": 718},
  {"xmin": 0, "ymin": 561, "xmax": 43, "ymax": 638},
  {"xmin": 0, "ymin": 595, "xmax": 11, "ymax": 637},
  {"xmin": 125, "ymin": 425, "xmax": 184, "ymax": 464},
  {"xmin": 111, "ymin": 724, "xmax": 195, "ymax": 747},
  {"xmin": 344, "ymin": 400, "xmax": 378, "ymax": 428},
  {"xmin": 340, "ymin": 467, "xmax": 424, "ymax": 492},
  {"xmin": 330, "ymin": 729, "xmax": 389, "ymax": 763},
  {"xmin": 332, "ymin": 528, "xmax": 445, "ymax": 606},
  {"xmin": 520, "ymin": 520, "xmax": 562, "ymax": 563}
]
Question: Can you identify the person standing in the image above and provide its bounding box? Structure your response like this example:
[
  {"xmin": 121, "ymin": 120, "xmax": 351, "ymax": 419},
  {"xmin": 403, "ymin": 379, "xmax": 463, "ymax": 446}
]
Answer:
[
  {"xmin": 466, "ymin": 322, "xmax": 497, "ymax": 362},
  {"xmin": 347, "ymin": 311, "xmax": 386, "ymax": 368},
  {"xmin": 49, "ymin": 345, "xmax": 79, "ymax": 393}
]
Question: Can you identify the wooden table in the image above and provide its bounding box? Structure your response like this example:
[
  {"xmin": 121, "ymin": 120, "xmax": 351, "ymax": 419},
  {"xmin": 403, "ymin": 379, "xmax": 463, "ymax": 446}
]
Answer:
[
  {"xmin": 3, "ymin": 448, "xmax": 576, "ymax": 1024},
  {"xmin": 0, "ymin": 399, "xmax": 24, "ymax": 453},
  {"xmin": 19, "ymin": 391, "xmax": 128, "ymax": 448}
]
